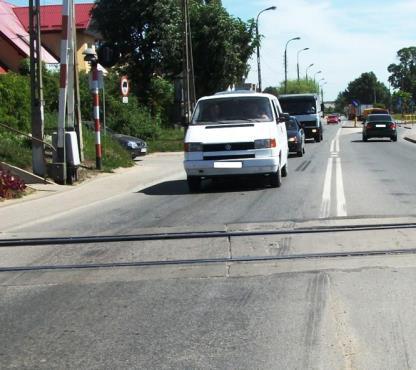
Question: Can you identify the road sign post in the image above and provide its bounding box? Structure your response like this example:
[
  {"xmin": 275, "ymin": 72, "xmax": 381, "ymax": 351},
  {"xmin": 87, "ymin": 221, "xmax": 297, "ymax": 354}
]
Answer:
[{"xmin": 121, "ymin": 76, "xmax": 129, "ymax": 104}]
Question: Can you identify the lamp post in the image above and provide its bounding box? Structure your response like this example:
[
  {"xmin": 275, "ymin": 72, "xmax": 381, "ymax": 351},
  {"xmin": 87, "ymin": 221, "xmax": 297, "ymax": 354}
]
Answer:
[
  {"xmin": 305, "ymin": 63, "xmax": 314, "ymax": 81},
  {"xmin": 320, "ymin": 81, "xmax": 327, "ymax": 117},
  {"xmin": 256, "ymin": 6, "xmax": 276, "ymax": 92},
  {"xmin": 313, "ymin": 70, "xmax": 322, "ymax": 81},
  {"xmin": 297, "ymin": 47, "xmax": 309, "ymax": 81},
  {"xmin": 284, "ymin": 36, "xmax": 300, "ymax": 93},
  {"xmin": 317, "ymin": 77, "xmax": 325, "ymax": 94}
]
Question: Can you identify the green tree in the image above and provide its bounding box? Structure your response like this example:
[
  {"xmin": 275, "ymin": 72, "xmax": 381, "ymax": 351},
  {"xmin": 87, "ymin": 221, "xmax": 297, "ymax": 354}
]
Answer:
[
  {"xmin": 92, "ymin": 0, "xmax": 256, "ymax": 101},
  {"xmin": 388, "ymin": 47, "xmax": 416, "ymax": 99},
  {"xmin": 339, "ymin": 72, "xmax": 390, "ymax": 106},
  {"xmin": 91, "ymin": 0, "xmax": 183, "ymax": 103},
  {"xmin": 264, "ymin": 79, "xmax": 319, "ymax": 96},
  {"xmin": 189, "ymin": 1, "xmax": 256, "ymax": 97},
  {"xmin": 392, "ymin": 90, "xmax": 412, "ymax": 113},
  {"xmin": 334, "ymin": 91, "xmax": 348, "ymax": 113}
]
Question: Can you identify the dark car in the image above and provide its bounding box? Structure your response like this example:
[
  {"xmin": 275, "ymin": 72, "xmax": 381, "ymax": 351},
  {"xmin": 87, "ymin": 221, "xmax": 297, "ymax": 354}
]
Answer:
[
  {"xmin": 363, "ymin": 114, "xmax": 397, "ymax": 142},
  {"xmin": 285, "ymin": 116, "xmax": 305, "ymax": 157},
  {"xmin": 84, "ymin": 122, "xmax": 147, "ymax": 158},
  {"xmin": 111, "ymin": 132, "xmax": 148, "ymax": 158}
]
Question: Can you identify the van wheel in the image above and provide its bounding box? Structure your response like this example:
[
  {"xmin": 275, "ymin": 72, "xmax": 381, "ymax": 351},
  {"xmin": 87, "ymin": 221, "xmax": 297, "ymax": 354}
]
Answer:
[
  {"xmin": 315, "ymin": 134, "xmax": 321, "ymax": 143},
  {"xmin": 187, "ymin": 176, "xmax": 201, "ymax": 192},
  {"xmin": 270, "ymin": 167, "xmax": 282, "ymax": 188},
  {"xmin": 281, "ymin": 162, "xmax": 288, "ymax": 177}
]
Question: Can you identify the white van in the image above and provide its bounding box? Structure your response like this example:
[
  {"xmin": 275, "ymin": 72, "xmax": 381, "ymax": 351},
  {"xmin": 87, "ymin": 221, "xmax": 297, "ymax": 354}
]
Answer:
[{"xmin": 183, "ymin": 91, "xmax": 289, "ymax": 192}]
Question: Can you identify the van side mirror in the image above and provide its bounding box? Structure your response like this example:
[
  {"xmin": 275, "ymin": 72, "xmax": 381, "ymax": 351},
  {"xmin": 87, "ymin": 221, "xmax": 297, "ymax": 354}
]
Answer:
[{"xmin": 279, "ymin": 113, "xmax": 290, "ymax": 122}]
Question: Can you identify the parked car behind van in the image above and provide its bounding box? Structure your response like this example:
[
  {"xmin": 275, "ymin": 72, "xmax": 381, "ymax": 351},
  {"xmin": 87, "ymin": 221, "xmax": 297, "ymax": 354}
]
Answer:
[
  {"xmin": 285, "ymin": 116, "xmax": 305, "ymax": 157},
  {"xmin": 183, "ymin": 91, "xmax": 289, "ymax": 192}
]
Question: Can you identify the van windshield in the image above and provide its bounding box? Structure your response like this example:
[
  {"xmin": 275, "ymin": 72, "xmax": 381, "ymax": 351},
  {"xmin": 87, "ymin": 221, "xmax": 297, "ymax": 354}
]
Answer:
[
  {"xmin": 192, "ymin": 97, "xmax": 273, "ymax": 124},
  {"xmin": 279, "ymin": 97, "xmax": 317, "ymax": 115}
]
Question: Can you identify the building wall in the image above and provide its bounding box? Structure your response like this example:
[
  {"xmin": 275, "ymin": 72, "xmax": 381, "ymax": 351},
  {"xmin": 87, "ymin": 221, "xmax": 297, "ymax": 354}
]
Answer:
[
  {"xmin": 41, "ymin": 31, "xmax": 96, "ymax": 72},
  {"xmin": 0, "ymin": 36, "xmax": 25, "ymax": 72}
]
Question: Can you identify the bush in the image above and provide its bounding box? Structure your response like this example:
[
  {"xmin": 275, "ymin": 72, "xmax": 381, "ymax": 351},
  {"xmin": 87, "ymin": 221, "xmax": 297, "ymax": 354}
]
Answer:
[
  {"xmin": 105, "ymin": 95, "xmax": 162, "ymax": 140},
  {"xmin": 0, "ymin": 166, "xmax": 26, "ymax": 199},
  {"xmin": 148, "ymin": 77, "xmax": 174, "ymax": 126},
  {"xmin": 0, "ymin": 73, "xmax": 31, "ymax": 131},
  {"xmin": 82, "ymin": 128, "xmax": 133, "ymax": 172}
]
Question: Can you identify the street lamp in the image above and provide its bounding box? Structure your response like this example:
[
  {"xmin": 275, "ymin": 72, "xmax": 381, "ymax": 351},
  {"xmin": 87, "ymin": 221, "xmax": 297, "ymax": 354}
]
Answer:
[
  {"xmin": 284, "ymin": 36, "xmax": 300, "ymax": 93},
  {"xmin": 256, "ymin": 6, "xmax": 277, "ymax": 92},
  {"xmin": 317, "ymin": 77, "xmax": 325, "ymax": 94},
  {"xmin": 297, "ymin": 47, "xmax": 309, "ymax": 81},
  {"xmin": 320, "ymin": 81, "xmax": 328, "ymax": 116},
  {"xmin": 313, "ymin": 70, "xmax": 322, "ymax": 81},
  {"xmin": 305, "ymin": 63, "xmax": 314, "ymax": 81}
]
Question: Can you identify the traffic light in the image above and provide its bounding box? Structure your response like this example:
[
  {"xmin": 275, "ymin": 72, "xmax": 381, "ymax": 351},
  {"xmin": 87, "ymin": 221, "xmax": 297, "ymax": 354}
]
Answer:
[{"xmin": 96, "ymin": 43, "xmax": 120, "ymax": 68}]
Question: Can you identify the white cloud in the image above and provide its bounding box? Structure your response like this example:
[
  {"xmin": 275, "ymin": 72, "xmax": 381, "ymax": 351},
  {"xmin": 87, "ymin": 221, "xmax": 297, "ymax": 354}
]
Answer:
[{"xmin": 244, "ymin": 0, "xmax": 416, "ymax": 100}]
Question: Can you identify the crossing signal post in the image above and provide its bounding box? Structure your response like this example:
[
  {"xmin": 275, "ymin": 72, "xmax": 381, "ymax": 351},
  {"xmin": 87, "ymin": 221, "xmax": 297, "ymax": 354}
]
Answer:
[{"xmin": 84, "ymin": 48, "xmax": 102, "ymax": 170}]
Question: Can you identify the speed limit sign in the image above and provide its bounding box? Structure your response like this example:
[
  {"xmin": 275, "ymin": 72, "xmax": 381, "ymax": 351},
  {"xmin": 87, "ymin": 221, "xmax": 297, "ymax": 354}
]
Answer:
[{"xmin": 120, "ymin": 76, "xmax": 129, "ymax": 96}]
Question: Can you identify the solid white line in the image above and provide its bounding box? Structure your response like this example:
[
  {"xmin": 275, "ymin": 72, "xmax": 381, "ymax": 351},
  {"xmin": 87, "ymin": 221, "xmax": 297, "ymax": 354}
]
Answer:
[
  {"xmin": 319, "ymin": 158, "xmax": 333, "ymax": 218},
  {"xmin": 335, "ymin": 158, "xmax": 347, "ymax": 217}
]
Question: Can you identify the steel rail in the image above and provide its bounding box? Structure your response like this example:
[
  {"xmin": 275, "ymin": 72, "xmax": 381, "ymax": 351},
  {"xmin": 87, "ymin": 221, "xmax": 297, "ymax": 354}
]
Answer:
[
  {"xmin": 1, "ymin": 222, "xmax": 416, "ymax": 247},
  {"xmin": 1, "ymin": 246, "xmax": 416, "ymax": 273}
]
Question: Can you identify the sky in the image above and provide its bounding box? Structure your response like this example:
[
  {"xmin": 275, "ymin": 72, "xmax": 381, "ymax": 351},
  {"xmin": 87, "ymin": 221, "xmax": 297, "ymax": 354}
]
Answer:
[
  {"xmin": 8, "ymin": 0, "xmax": 416, "ymax": 100},
  {"xmin": 222, "ymin": 0, "xmax": 416, "ymax": 100}
]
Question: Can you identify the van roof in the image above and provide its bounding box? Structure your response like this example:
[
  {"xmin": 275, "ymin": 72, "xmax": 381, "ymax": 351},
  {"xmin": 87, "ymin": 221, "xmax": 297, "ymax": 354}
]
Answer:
[
  {"xmin": 198, "ymin": 91, "xmax": 277, "ymax": 101},
  {"xmin": 278, "ymin": 93, "xmax": 318, "ymax": 99}
]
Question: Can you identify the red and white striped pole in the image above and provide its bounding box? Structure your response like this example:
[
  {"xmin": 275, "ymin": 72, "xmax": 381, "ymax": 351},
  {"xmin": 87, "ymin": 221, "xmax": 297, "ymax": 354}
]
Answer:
[{"xmin": 91, "ymin": 60, "xmax": 102, "ymax": 170}]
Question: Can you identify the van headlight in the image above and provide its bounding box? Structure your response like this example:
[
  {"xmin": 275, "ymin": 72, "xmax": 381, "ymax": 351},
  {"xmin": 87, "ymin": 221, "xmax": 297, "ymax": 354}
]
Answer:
[
  {"xmin": 254, "ymin": 139, "xmax": 277, "ymax": 149},
  {"xmin": 184, "ymin": 142, "xmax": 203, "ymax": 152}
]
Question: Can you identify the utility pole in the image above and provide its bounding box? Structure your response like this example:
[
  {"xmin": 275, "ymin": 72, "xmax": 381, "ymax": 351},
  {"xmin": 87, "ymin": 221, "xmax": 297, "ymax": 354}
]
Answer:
[
  {"xmin": 29, "ymin": 0, "xmax": 45, "ymax": 177},
  {"xmin": 181, "ymin": 0, "xmax": 196, "ymax": 125},
  {"xmin": 73, "ymin": 38, "xmax": 84, "ymax": 161}
]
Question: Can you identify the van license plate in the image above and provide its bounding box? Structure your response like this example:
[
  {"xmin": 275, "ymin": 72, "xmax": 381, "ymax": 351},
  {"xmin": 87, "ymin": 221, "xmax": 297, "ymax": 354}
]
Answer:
[{"xmin": 214, "ymin": 162, "xmax": 242, "ymax": 169}]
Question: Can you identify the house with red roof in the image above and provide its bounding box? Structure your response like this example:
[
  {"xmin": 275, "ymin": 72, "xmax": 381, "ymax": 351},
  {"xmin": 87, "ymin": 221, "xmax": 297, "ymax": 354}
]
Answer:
[
  {"xmin": 0, "ymin": 0, "xmax": 57, "ymax": 73},
  {"xmin": 0, "ymin": 1, "xmax": 99, "ymax": 74}
]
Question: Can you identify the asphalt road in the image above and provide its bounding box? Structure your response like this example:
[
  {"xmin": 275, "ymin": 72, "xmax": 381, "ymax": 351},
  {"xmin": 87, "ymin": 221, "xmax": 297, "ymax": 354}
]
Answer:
[
  {"xmin": 2, "ymin": 121, "xmax": 416, "ymax": 369},
  {"xmin": 10, "ymin": 122, "xmax": 416, "ymax": 235}
]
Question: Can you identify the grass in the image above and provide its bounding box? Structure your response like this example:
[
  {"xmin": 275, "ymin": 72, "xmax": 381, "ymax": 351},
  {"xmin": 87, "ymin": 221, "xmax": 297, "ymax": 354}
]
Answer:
[
  {"xmin": 0, "ymin": 127, "xmax": 134, "ymax": 175},
  {"xmin": 0, "ymin": 131, "xmax": 33, "ymax": 170},
  {"xmin": 0, "ymin": 125, "xmax": 184, "ymax": 179},
  {"xmin": 147, "ymin": 127, "xmax": 184, "ymax": 153},
  {"xmin": 82, "ymin": 129, "xmax": 134, "ymax": 172}
]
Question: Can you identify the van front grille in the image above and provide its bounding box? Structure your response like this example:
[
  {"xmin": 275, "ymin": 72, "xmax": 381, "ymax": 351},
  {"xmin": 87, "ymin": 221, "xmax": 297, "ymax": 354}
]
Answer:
[{"xmin": 203, "ymin": 142, "xmax": 254, "ymax": 152}]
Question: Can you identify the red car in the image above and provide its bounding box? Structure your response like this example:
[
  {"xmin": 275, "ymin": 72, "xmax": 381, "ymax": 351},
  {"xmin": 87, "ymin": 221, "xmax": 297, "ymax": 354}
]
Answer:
[{"xmin": 327, "ymin": 114, "xmax": 339, "ymax": 124}]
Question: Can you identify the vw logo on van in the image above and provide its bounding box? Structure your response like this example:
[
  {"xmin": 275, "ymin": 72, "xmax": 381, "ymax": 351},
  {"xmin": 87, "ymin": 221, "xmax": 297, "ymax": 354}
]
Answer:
[{"xmin": 224, "ymin": 144, "xmax": 232, "ymax": 151}]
